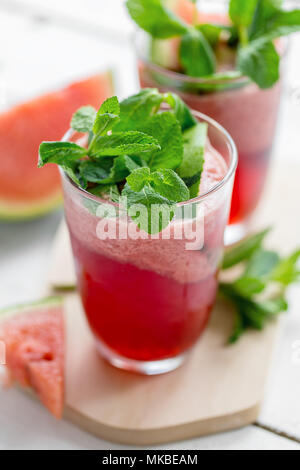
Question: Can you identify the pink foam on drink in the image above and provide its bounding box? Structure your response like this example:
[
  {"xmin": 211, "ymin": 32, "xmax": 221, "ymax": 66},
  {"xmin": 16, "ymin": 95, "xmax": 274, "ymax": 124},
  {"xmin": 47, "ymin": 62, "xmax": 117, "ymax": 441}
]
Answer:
[{"xmin": 64, "ymin": 146, "xmax": 229, "ymax": 284}]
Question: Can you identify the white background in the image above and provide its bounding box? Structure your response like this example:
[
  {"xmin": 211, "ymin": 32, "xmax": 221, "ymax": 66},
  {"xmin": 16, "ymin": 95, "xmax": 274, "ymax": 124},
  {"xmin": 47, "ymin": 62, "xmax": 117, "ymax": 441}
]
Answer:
[{"xmin": 0, "ymin": 0, "xmax": 300, "ymax": 450}]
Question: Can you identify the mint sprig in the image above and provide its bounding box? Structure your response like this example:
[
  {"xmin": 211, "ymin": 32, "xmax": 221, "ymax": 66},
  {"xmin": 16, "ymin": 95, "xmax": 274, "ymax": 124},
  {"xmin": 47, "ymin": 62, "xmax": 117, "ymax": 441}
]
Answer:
[
  {"xmin": 220, "ymin": 228, "xmax": 300, "ymax": 343},
  {"xmin": 39, "ymin": 90, "xmax": 206, "ymax": 234},
  {"xmin": 179, "ymin": 28, "xmax": 216, "ymax": 77},
  {"xmin": 127, "ymin": 0, "xmax": 300, "ymax": 89},
  {"xmin": 176, "ymin": 122, "xmax": 207, "ymax": 198},
  {"xmin": 71, "ymin": 106, "xmax": 97, "ymax": 133},
  {"xmin": 126, "ymin": 0, "xmax": 188, "ymax": 39}
]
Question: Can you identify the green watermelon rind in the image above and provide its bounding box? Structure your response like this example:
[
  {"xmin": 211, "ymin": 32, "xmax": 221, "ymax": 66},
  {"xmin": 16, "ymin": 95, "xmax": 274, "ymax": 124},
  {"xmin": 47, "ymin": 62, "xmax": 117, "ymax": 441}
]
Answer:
[
  {"xmin": 0, "ymin": 69, "xmax": 115, "ymax": 222},
  {"xmin": 0, "ymin": 192, "xmax": 63, "ymax": 221},
  {"xmin": 0, "ymin": 296, "xmax": 63, "ymax": 321}
]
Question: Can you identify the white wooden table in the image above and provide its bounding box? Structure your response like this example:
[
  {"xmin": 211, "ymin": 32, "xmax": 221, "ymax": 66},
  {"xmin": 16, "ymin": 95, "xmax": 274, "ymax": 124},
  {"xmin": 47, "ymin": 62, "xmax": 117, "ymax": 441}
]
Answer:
[{"xmin": 0, "ymin": 0, "xmax": 300, "ymax": 450}]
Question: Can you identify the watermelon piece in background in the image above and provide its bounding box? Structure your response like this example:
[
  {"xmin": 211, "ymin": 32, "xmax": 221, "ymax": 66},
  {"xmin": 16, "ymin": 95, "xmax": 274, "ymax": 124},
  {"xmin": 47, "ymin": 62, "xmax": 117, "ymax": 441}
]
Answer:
[
  {"xmin": 169, "ymin": 0, "xmax": 229, "ymax": 25},
  {"xmin": 0, "ymin": 71, "xmax": 114, "ymax": 220},
  {"xmin": 0, "ymin": 297, "xmax": 64, "ymax": 419}
]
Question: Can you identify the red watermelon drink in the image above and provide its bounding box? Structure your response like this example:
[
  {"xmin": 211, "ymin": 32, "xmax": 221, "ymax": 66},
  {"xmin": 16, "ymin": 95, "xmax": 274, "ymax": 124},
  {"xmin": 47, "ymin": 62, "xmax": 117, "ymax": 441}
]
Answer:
[
  {"xmin": 137, "ymin": 56, "xmax": 283, "ymax": 239},
  {"xmin": 127, "ymin": 0, "xmax": 300, "ymax": 242},
  {"xmin": 39, "ymin": 90, "xmax": 237, "ymax": 374}
]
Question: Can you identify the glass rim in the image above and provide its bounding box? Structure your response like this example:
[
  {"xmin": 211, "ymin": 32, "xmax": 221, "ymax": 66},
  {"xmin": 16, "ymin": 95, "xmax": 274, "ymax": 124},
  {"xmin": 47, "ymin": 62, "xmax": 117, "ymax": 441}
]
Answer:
[
  {"xmin": 133, "ymin": 29, "xmax": 288, "ymax": 87},
  {"xmin": 61, "ymin": 108, "xmax": 238, "ymax": 207}
]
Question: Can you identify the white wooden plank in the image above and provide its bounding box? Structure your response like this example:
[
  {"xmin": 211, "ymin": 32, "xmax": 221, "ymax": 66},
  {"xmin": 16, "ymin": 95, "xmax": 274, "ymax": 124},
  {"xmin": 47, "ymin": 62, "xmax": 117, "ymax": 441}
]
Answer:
[
  {"xmin": 0, "ymin": 213, "xmax": 62, "ymax": 309},
  {"xmin": 258, "ymin": 285, "xmax": 300, "ymax": 440},
  {"xmin": 0, "ymin": 388, "xmax": 299, "ymax": 450}
]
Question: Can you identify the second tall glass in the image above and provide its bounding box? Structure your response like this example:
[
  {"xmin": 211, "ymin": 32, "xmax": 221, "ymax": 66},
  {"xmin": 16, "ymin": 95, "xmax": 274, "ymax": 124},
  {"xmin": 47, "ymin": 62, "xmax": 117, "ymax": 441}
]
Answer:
[{"xmin": 136, "ymin": 32, "xmax": 284, "ymax": 243}]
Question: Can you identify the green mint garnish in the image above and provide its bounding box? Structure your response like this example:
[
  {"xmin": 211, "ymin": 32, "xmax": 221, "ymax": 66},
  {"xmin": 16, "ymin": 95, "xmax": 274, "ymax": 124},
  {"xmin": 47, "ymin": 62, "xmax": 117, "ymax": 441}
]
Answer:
[
  {"xmin": 113, "ymin": 88, "xmax": 164, "ymax": 132},
  {"xmin": 179, "ymin": 29, "xmax": 216, "ymax": 77},
  {"xmin": 222, "ymin": 227, "xmax": 271, "ymax": 269},
  {"xmin": 135, "ymin": 111, "xmax": 183, "ymax": 170},
  {"xmin": 196, "ymin": 24, "xmax": 224, "ymax": 48},
  {"xmin": 89, "ymin": 131, "xmax": 160, "ymax": 157},
  {"xmin": 122, "ymin": 183, "xmax": 175, "ymax": 234},
  {"xmin": 71, "ymin": 106, "xmax": 97, "ymax": 133},
  {"xmin": 250, "ymin": 2, "xmax": 300, "ymax": 41},
  {"xmin": 126, "ymin": 0, "xmax": 188, "ymax": 39},
  {"xmin": 38, "ymin": 90, "xmax": 206, "ymax": 234},
  {"xmin": 220, "ymin": 228, "xmax": 300, "ymax": 343},
  {"xmin": 38, "ymin": 142, "xmax": 87, "ymax": 166},
  {"xmin": 237, "ymin": 38, "xmax": 280, "ymax": 89},
  {"xmin": 176, "ymin": 122, "xmax": 207, "ymax": 198},
  {"xmin": 163, "ymin": 92, "xmax": 197, "ymax": 131},
  {"xmin": 93, "ymin": 96, "xmax": 120, "ymax": 135},
  {"xmin": 126, "ymin": 0, "xmax": 300, "ymax": 89},
  {"xmin": 127, "ymin": 167, "xmax": 189, "ymax": 202}
]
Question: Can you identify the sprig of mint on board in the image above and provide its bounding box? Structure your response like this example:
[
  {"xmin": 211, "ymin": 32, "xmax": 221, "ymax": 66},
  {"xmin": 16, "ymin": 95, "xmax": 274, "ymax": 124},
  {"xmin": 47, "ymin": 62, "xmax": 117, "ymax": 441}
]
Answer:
[
  {"xmin": 220, "ymin": 228, "xmax": 300, "ymax": 343},
  {"xmin": 127, "ymin": 0, "xmax": 300, "ymax": 89},
  {"xmin": 39, "ymin": 89, "xmax": 207, "ymax": 233}
]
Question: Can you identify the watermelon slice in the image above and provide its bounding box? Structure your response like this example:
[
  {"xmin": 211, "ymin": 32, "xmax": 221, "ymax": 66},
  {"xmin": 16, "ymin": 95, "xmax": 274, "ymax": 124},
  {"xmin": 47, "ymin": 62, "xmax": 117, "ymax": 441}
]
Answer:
[
  {"xmin": 169, "ymin": 0, "xmax": 229, "ymax": 25},
  {"xmin": 0, "ymin": 72, "xmax": 114, "ymax": 220},
  {"xmin": 0, "ymin": 297, "xmax": 64, "ymax": 419}
]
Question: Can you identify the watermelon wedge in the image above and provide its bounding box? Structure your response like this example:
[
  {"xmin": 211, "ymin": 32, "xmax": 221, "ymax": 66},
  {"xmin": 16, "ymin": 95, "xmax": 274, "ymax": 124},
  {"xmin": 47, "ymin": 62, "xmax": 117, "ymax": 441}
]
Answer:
[
  {"xmin": 0, "ymin": 72, "xmax": 114, "ymax": 220},
  {"xmin": 0, "ymin": 297, "xmax": 64, "ymax": 419},
  {"xmin": 169, "ymin": 0, "xmax": 229, "ymax": 25}
]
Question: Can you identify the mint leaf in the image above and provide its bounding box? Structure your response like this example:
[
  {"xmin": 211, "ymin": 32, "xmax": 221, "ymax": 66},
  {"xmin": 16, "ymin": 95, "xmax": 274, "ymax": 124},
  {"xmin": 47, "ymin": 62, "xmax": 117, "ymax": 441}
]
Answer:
[
  {"xmin": 233, "ymin": 277, "xmax": 266, "ymax": 296},
  {"xmin": 99, "ymin": 96, "xmax": 120, "ymax": 115},
  {"xmin": 135, "ymin": 112, "xmax": 183, "ymax": 170},
  {"xmin": 126, "ymin": 167, "xmax": 151, "ymax": 192},
  {"xmin": 256, "ymin": 9, "xmax": 300, "ymax": 40},
  {"xmin": 92, "ymin": 96, "xmax": 120, "ymax": 136},
  {"xmin": 229, "ymin": 0, "xmax": 258, "ymax": 27},
  {"xmin": 237, "ymin": 38, "xmax": 279, "ymax": 89},
  {"xmin": 222, "ymin": 228, "xmax": 270, "ymax": 269},
  {"xmin": 79, "ymin": 160, "xmax": 111, "ymax": 184},
  {"xmin": 245, "ymin": 249, "xmax": 280, "ymax": 279},
  {"xmin": 259, "ymin": 297, "xmax": 288, "ymax": 316},
  {"xmin": 122, "ymin": 183, "xmax": 175, "ymax": 234},
  {"xmin": 196, "ymin": 24, "xmax": 223, "ymax": 48},
  {"xmin": 228, "ymin": 310, "xmax": 246, "ymax": 344},
  {"xmin": 93, "ymin": 113, "xmax": 120, "ymax": 136},
  {"xmin": 89, "ymin": 131, "xmax": 161, "ymax": 157},
  {"xmin": 71, "ymin": 106, "xmax": 97, "ymax": 133},
  {"xmin": 179, "ymin": 29, "xmax": 216, "ymax": 77},
  {"xmin": 90, "ymin": 184, "xmax": 120, "ymax": 202},
  {"xmin": 271, "ymin": 249, "xmax": 300, "ymax": 286},
  {"xmin": 126, "ymin": 0, "xmax": 188, "ymax": 39},
  {"xmin": 114, "ymin": 89, "xmax": 163, "ymax": 132},
  {"xmin": 250, "ymin": 0, "xmax": 281, "ymax": 39},
  {"xmin": 106, "ymin": 155, "xmax": 140, "ymax": 184},
  {"xmin": 150, "ymin": 169, "xmax": 189, "ymax": 202},
  {"xmin": 164, "ymin": 92, "xmax": 197, "ymax": 131},
  {"xmin": 176, "ymin": 122, "xmax": 207, "ymax": 198},
  {"xmin": 61, "ymin": 161, "xmax": 82, "ymax": 187},
  {"xmin": 220, "ymin": 282, "xmax": 287, "ymax": 342},
  {"xmin": 38, "ymin": 141, "xmax": 87, "ymax": 167},
  {"xmin": 127, "ymin": 167, "xmax": 189, "ymax": 202},
  {"xmin": 249, "ymin": 0, "xmax": 300, "ymax": 40}
]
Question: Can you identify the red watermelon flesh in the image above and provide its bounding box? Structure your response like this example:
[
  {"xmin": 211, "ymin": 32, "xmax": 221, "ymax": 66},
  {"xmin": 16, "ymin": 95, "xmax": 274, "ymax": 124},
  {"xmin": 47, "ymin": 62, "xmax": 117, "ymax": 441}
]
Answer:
[
  {"xmin": 173, "ymin": 0, "xmax": 229, "ymax": 25},
  {"xmin": 0, "ymin": 298, "xmax": 64, "ymax": 419},
  {"xmin": 0, "ymin": 72, "xmax": 114, "ymax": 219}
]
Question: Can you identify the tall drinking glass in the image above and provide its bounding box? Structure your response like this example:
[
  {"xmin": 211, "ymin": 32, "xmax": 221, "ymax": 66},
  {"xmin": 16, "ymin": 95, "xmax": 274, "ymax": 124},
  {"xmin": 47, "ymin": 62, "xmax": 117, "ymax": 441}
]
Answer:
[
  {"xmin": 62, "ymin": 111, "xmax": 237, "ymax": 375},
  {"xmin": 135, "ymin": 31, "xmax": 285, "ymax": 243}
]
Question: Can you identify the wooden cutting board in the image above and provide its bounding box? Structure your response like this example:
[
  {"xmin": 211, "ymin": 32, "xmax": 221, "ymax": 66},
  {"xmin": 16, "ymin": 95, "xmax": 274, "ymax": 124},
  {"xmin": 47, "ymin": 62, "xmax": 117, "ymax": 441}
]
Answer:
[{"xmin": 47, "ymin": 161, "xmax": 300, "ymax": 445}]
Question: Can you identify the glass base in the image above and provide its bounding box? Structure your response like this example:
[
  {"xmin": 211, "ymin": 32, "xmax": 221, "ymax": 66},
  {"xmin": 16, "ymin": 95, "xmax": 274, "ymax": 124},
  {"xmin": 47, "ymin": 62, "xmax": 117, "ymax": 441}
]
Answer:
[
  {"xmin": 224, "ymin": 222, "xmax": 248, "ymax": 246},
  {"xmin": 95, "ymin": 338, "xmax": 187, "ymax": 375}
]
